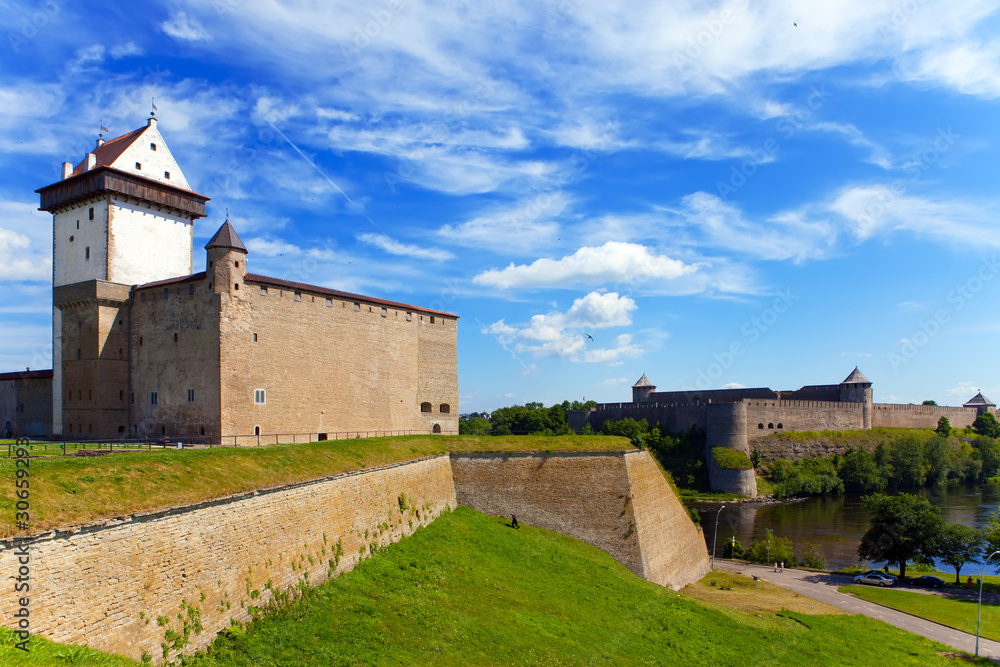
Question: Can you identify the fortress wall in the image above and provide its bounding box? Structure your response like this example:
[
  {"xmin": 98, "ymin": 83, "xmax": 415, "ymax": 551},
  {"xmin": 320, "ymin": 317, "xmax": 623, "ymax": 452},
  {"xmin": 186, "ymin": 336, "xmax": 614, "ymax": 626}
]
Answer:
[
  {"xmin": 0, "ymin": 372, "xmax": 52, "ymax": 437},
  {"xmin": 623, "ymin": 451, "xmax": 712, "ymax": 589},
  {"xmin": 582, "ymin": 402, "xmax": 708, "ymax": 434},
  {"xmin": 745, "ymin": 400, "xmax": 864, "ymax": 440},
  {"xmin": 450, "ymin": 451, "xmax": 710, "ymax": 590},
  {"xmin": 871, "ymin": 403, "xmax": 978, "ymax": 429},
  {"xmin": 705, "ymin": 402, "xmax": 757, "ymax": 496},
  {"xmin": 220, "ymin": 279, "xmax": 458, "ymax": 440},
  {"xmin": 131, "ymin": 278, "xmax": 222, "ymax": 440},
  {"xmin": 0, "ymin": 455, "xmax": 456, "ymax": 664}
]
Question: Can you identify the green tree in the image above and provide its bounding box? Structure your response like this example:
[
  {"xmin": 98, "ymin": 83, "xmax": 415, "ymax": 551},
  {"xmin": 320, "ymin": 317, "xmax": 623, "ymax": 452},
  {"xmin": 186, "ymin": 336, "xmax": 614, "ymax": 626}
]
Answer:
[
  {"xmin": 745, "ymin": 529, "xmax": 796, "ymax": 567},
  {"xmin": 934, "ymin": 523, "xmax": 983, "ymax": 584},
  {"xmin": 976, "ymin": 438, "xmax": 1000, "ymax": 480},
  {"xmin": 973, "ymin": 413, "xmax": 1000, "ymax": 439},
  {"xmin": 924, "ymin": 436, "xmax": 953, "ymax": 485},
  {"xmin": 858, "ymin": 493, "xmax": 945, "ymax": 579},
  {"xmin": 837, "ymin": 447, "xmax": 885, "ymax": 493},
  {"xmin": 600, "ymin": 417, "xmax": 649, "ymax": 446},
  {"xmin": 458, "ymin": 416, "xmax": 491, "ymax": 435},
  {"xmin": 922, "ymin": 400, "xmax": 938, "ymax": 406},
  {"xmin": 935, "ymin": 416, "xmax": 951, "ymax": 437},
  {"xmin": 888, "ymin": 435, "xmax": 926, "ymax": 488},
  {"xmin": 799, "ymin": 542, "xmax": 828, "ymax": 569}
]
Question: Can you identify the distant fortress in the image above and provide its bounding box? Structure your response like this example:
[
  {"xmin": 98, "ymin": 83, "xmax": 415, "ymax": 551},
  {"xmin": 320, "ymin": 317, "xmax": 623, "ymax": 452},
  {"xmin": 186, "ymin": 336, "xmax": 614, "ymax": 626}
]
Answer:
[{"xmin": 570, "ymin": 368, "xmax": 996, "ymax": 496}]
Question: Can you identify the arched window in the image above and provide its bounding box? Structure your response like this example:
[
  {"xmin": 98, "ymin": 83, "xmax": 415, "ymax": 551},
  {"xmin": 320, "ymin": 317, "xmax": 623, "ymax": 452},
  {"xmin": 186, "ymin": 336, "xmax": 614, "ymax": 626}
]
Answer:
[
  {"xmin": 439, "ymin": 403, "xmax": 450, "ymax": 414},
  {"xmin": 758, "ymin": 423, "xmax": 764, "ymax": 429},
  {"xmin": 767, "ymin": 423, "xmax": 774, "ymax": 429},
  {"xmin": 777, "ymin": 423, "xmax": 783, "ymax": 429},
  {"xmin": 420, "ymin": 402, "xmax": 432, "ymax": 413},
  {"xmin": 432, "ymin": 424, "xmax": 441, "ymax": 434},
  {"xmin": 254, "ymin": 426, "xmax": 260, "ymax": 436}
]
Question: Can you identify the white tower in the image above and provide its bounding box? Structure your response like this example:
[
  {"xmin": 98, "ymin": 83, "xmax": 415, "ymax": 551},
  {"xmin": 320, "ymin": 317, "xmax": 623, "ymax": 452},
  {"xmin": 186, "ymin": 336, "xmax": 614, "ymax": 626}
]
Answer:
[{"xmin": 37, "ymin": 115, "xmax": 209, "ymax": 436}]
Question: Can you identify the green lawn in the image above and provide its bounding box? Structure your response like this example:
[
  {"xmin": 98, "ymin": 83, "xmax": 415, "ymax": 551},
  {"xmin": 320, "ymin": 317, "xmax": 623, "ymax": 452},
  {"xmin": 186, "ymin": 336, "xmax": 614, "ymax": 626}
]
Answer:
[
  {"xmin": 840, "ymin": 585, "xmax": 1000, "ymax": 641},
  {"xmin": 179, "ymin": 508, "xmax": 972, "ymax": 666},
  {"xmin": 0, "ymin": 628, "xmax": 138, "ymax": 666},
  {"xmin": 0, "ymin": 434, "xmax": 633, "ymax": 537}
]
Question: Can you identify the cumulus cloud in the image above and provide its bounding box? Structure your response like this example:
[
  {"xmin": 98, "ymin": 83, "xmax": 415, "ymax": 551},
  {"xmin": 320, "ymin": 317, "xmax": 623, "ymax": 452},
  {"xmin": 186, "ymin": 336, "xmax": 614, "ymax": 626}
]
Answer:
[
  {"xmin": 356, "ymin": 233, "xmax": 453, "ymax": 261},
  {"xmin": 440, "ymin": 191, "xmax": 568, "ymax": 253},
  {"xmin": 160, "ymin": 11, "xmax": 211, "ymax": 42},
  {"xmin": 474, "ymin": 241, "xmax": 699, "ymax": 290},
  {"xmin": 482, "ymin": 291, "xmax": 642, "ymax": 364},
  {"xmin": 0, "ymin": 227, "xmax": 50, "ymax": 281}
]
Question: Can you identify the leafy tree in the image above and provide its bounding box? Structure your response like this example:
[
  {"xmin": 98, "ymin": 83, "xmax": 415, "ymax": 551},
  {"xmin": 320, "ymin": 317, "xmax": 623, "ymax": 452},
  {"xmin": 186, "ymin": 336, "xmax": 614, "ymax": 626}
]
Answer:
[
  {"xmin": 722, "ymin": 537, "xmax": 744, "ymax": 559},
  {"xmin": 934, "ymin": 523, "xmax": 983, "ymax": 584},
  {"xmin": 922, "ymin": 400, "xmax": 938, "ymax": 406},
  {"xmin": 924, "ymin": 436, "xmax": 953, "ymax": 485},
  {"xmin": 858, "ymin": 493, "xmax": 945, "ymax": 579},
  {"xmin": 973, "ymin": 413, "xmax": 1000, "ymax": 439},
  {"xmin": 976, "ymin": 438, "xmax": 1000, "ymax": 480},
  {"xmin": 980, "ymin": 511, "xmax": 1000, "ymax": 567},
  {"xmin": 458, "ymin": 416, "xmax": 491, "ymax": 436},
  {"xmin": 935, "ymin": 416, "xmax": 951, "ymax": 437},
  {"xmin": 799, "ymin": 542, "xmax": 828, "ymax": 569},
  {"xmin": 600, "ymin": 417, "xmax": 648, "ymax": 446},
  {"xmin": 838, "ymin": 447, "xmax": 885, "ymax": 494},
  {"xmin": 888, "ymin": 435, "xmax": 926, "ymax": 488},
  {"xmin": 751, "ymin": 448, "xmax": 762, "ymax": 469},
  {"xmin": 745, "ymin": 529, "xmax": 797, "ymax": 567}
]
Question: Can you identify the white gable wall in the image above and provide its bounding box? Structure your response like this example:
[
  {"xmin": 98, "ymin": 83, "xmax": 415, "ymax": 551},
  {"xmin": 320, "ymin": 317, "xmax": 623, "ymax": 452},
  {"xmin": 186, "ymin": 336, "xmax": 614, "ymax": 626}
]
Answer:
[
  {"xmin": 53, "ymin": 201, "xmax": 109, "ymax": 287},
  {"xmin": 109, "ymin": 124, "xmax": 192, "ymax": 191}
]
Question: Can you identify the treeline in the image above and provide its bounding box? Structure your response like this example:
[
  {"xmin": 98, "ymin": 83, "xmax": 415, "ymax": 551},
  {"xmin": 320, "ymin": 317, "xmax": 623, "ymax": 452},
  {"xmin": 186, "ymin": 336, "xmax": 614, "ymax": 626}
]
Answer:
[
  {"xmin": 763, "ymin": 430, "xmax": 1000, "ymax": 498},
  {"xmin": 458, "ymin": 401, "xmax": 597, "ymax": 436},
  {"xmin": 596, "ymin": 417, "xmax": 710, "ymax": 491},
  {"xmin": 722, "ymin": 529, "xmax": 827, "ymax": 569}
]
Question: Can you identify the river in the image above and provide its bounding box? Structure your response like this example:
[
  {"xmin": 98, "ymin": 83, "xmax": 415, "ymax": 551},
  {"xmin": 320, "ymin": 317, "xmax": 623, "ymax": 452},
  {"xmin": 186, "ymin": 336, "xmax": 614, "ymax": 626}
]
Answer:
[{"xmin": 694, "ymin": 483, "xmax": 1000, "ymax": 571}]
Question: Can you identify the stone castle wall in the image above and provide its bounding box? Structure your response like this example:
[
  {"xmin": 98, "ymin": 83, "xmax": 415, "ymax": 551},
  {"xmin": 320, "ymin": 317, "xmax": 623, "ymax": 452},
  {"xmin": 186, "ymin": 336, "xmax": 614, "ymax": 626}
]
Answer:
[
  {"xmin": 0, "ymin": 372, "xmax": 52, "ymax": 437},
  {"xmin": 0, "ymin": 455, "xmax": 457, "ymax": 663},
  {"xmin": 871, "ymin": 403, "xmax": 978, "ymax": 429},
  {"xmin": 745, "ymin": 399, "xmax": 865, "ymax": 439},
  {"xmin": 450, "ymin": 450, "xmax": 710, "ymax": 590}
]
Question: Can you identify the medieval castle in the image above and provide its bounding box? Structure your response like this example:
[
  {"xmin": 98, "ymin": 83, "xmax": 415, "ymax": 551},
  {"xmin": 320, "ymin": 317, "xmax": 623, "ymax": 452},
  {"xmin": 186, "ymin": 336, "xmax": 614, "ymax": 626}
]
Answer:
[
  {"xmin": 0, "ymin": 116, "xmax": 458, "ymax": 441},
  {"xmin": 571, "ymin": 369, "xmax": 996, "ymax": 495}
]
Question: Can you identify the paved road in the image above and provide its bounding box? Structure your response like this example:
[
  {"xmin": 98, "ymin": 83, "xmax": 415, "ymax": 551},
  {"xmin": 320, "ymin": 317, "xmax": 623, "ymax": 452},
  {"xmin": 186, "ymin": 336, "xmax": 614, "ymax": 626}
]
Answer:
[{"xmin": 717, "ymin": 560, "xmax": 1000, "ymax": 660}]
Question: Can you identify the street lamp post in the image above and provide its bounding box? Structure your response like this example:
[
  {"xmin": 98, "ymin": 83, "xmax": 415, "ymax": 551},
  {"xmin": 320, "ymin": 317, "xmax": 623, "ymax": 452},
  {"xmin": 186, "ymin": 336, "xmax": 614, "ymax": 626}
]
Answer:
[
  {"xmin": 976, "ymin": 550, "xmax": 1000, "ymax": 657},
  {"xmin": 711, "ymin": 505, "xmax": 726, "ymax": 569}
]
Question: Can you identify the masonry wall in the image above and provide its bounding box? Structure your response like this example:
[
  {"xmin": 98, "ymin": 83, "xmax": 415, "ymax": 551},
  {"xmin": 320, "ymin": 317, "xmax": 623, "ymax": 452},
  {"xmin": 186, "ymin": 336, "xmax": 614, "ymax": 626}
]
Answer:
[
  {"xmin": 107, "ymin": 199, "xmax": 193, "ymax": 286},
  {"xmin": 450, "ymin": 450, "xmax": 710, "ymax": 590},
  {"xmin": 218, "ymin": 273, "xmax": 458, "ymax": 440},
  {"xmin": 872, "ymin": 403, "xmax": 978, "ymax": 429},
  {"xmin": 745, "ymin": 399, "xmax": 865, "ymax": 440},
  {"xmin": 130, "ymin": 277, "xmax": 221, "ymax": 439},
  {"xmin": 0, "ymin": 372, "xmax": 52, "ymax": 437},
  {"xmin": 0, "ymin": 455, "xmax": 456, "ymax": 663}
]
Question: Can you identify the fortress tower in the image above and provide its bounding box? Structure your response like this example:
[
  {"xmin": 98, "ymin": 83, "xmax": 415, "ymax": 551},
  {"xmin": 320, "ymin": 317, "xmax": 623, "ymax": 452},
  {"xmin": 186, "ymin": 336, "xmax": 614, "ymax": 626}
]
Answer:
[
  {"xmin": 632, "ymin": 374, "xmax": 656, "ymax": 403},
  {"xmin": 839, "ymin": 367, "xmax": 873, "ymax": 429},
  {"xmin": 36, "ymin": 115, "xmax": 209, "ymax": 437}
]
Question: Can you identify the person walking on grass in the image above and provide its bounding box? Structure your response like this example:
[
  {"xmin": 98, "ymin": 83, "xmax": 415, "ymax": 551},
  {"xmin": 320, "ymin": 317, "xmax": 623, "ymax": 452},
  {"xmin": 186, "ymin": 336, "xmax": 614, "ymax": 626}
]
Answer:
[{"xmin": 512, "ymin": 514, "xmax": 520, "ymax": 529}]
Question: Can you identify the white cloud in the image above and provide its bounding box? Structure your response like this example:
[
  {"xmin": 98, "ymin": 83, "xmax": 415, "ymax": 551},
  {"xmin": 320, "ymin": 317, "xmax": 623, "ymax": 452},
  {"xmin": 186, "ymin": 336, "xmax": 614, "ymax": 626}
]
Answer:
[
  {"xmin": 895, "ymin": 40, "xmax": 1000, "ymax": 98},
  {"xmin": 482, "ymin": 291, "xmax": 642, "ymax": 364},
  {"xmin": 721, "ymin": 382, "xmax": 747, "ymax": 389},
  {"xmin": 246, "ymin": 237, "xmax": 303, "ymax": 257},
  {"xmin": 945, "ymin": 382, "xmax": 987, "ymax": 400},
  {"xmin": 356, "ymin": 233, "xmax": 454, "ymax": 261},
  {"xmin": 160, "ymin": 11, "xmax": 211, "ymax": 42},
  {"xmin": 110, "ymin": 42, "xmax": 143, "ymax": 59},
  {"xmin": 474, "ymin": 241, "xmax": 699, "ymax": 290},
  {"xmin": 812, "ymin": 122, "xmax": 892, "ymax": 169},
  {"xmin": 0, "ymin": 200, "xmax": 53, "ymax": 282},
  {"xmin": 439, "ymin": 191, "xmax": 569, "ymax": 252}
]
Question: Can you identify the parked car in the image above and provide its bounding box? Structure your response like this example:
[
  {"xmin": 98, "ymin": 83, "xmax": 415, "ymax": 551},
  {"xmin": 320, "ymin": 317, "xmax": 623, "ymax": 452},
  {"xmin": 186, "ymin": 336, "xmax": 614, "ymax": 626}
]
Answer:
[
  {"xmin": 909, "ymin": 576, "xmax": 946, "ymax": 589},
  {"xmin": 854, "ymin": 573, "xmax": 895, "ymax": 586},
  {"xmin": 861, "ymin": 570, "xmax": 897, "ymax": 581}
]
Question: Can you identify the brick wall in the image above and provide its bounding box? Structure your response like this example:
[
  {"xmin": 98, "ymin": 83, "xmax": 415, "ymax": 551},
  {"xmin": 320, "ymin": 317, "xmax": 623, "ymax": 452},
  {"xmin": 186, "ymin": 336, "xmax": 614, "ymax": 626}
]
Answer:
[
  {"xmin": 0, "ymin": 455, "xmax": 456, "ymax": 663},
  {"xmin": 0, "ymin": 372, "xmax": 52, "ymax": 437},
  {"xmin": 871, "ymin": 403, "xmax": 978, "ymax": 429}
]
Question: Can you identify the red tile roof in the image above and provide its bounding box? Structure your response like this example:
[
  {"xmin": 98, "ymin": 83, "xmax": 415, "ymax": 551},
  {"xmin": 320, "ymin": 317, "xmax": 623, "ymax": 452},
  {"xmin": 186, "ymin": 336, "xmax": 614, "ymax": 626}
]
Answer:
[
  {"xmin": 244, "ymin": 273, "xmax": 459, "ymax": 318},
  {"xmin": 71, "ymin": 127, "xmax": 146, "ymax": 177},
  {"xmin": 135, "ymin": 272, "xmax": 207, "ymax": 290}
]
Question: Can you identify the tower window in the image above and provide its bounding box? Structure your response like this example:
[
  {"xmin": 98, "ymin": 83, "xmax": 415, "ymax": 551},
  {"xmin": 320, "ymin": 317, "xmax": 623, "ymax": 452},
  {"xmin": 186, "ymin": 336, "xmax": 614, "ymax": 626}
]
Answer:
[
  {"xmin": 406, "ymin": 312, "xmax": 412, "ymax": 321},
  {"xmin": 135, "ymin": 162, "xmax": 142, "ymax": 170},
  {"xmin": 77, "ymin": 348, "xmax": 81, "ymax": 360},
  {"xmin": 174, "ymin": 333, "xmax": 178, "ymax": 343},
  {"xmin": 254, "ymin": 426, "xmax": 260, "ymax": 436},
  {"xmin": 139, "ymin": 337, "xmax": 143, "ymax": 345},
  {"xmin": 69, "ymin": 235, "xmax": 74, "ymax": 242},
  {"xmin": 768, "ymin": 423, "xmax": 774, "ymax": 429},
  {"xmin": 76, "ymin": 220, "xmax": 79, "ymax": 229},
  {"xmin": 164, "ymin": 288, "xmax": 169, "ymax": 299},
  {"xmin": 381, "ymin": 307, "xmax": 387, "ymax": 317},
  {"xmin": 758, "ymin": 423, "xmax": 764, "ymax": 429},
  {"xmin": 440, "ymin": 403, "xmax": 450, "ymax": 414},
  {"xmin": 151, "ymin": 392, "xmax": 158, "ymax": 405},
  {"xmin": 252, "ymin": 333, "xmax": 258, "ymax": 342},
  {"xmin": 354, "ymin": 302, "xmax": 360, "ymax": 311},
  {"xmin": 187, "ymin": 389, "xmax": 195, "ymax": 403},
  {"xmin": 164, "ymin": 171, "xmax": 170, "ymax": 179},
  {"xmin": 260, "ymin": 286, "xmax": 267, "ymax": 295},
  {"xmin": 326, "ymin": 297, "xmax": 333, "ymax": 307},
  {"xmin": 294, "ymin": 291, "xmax": 301, "ymax": 301},
  {"xmin": 150, "ymin": 142, "xmax": 157, "ymax": 151},
  {"xmin": 189, "ymin": 284, "xmax": 195, "ymax": 295},
  {"xmin": 119, "ymin": 390, "xmax": 124, "ymax": 400},
  {"xmin": 130, "ymin": 392, "xmax": 134, "ymax": 404},
  {"xmin": 234, "ymin": 261, "xmax": 239, "ymax": 268},
  {"xmin": 89, "ymin": 207, "xmax": 94, "ymax": 220},
  {"xmin": 254, "ymin": 389, "xmax": 266, "ymax": 405},
  {"xmin": 777, "ymin": 423, "xmax": 784, "ymax": 429},
  {"xmin": 85, "ymin": 247, "xmax": 90, "ymax": 260},
  {"xmin": 200, "ymin": 426, "xmax": 205, "ymax": 436},
  {"xmin": 430, "ymin": 316, "xmax": 436, "ymax": 324},
  {"xmin": 234, "ymin": 283, "xmax": 239, "ymax": 290},
  {"xmin": 421, "ymin": 402, "xmax": 432, "ymax": 413}
]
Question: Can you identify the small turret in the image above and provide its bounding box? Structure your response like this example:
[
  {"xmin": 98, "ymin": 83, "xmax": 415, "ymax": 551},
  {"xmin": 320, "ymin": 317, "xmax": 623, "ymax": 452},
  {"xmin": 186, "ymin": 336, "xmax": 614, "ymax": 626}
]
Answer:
[
  {"xmin": 205, "ymin": 220, "xmax": 248, "ymax": 297},
  {"xmin": 964, "ymin": 392, "xmax": 996, "ymax": 417},
  {"xmin": 840, "ymin": 367, "xmax": 873, "ymax": 429},
  {"xmin": 632, "ymin": 374, "xmax": 656, "ymax": 403}
]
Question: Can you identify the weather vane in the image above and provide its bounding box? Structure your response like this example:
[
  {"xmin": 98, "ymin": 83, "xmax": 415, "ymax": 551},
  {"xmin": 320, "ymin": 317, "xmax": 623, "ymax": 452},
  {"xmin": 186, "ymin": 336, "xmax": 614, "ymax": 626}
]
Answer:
[
  {"xmin": 99, "ymin": 119, "xmax": 108, "ymax": 138},
  {"xmin": 151, "ymin": 97, "xmax": 157, "ymax": 117}
]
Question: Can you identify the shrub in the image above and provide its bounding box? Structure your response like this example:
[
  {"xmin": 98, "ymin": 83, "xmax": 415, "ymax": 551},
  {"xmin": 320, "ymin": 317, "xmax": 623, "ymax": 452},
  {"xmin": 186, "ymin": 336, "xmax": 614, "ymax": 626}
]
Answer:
[{"xmin": 711, "ymin": 447, "xmax": 753, "ymax": 470}]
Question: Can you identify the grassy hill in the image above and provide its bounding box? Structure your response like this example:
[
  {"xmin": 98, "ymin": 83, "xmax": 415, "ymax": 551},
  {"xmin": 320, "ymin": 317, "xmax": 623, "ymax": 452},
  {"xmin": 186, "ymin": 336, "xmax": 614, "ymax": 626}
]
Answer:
[
  {"xmin": 0, "ymin": 434, "xmax": 633, "ymax": 537},
  {"xmin": 0, "ymin": 506, "xmax": 980, "ymax": 666}
]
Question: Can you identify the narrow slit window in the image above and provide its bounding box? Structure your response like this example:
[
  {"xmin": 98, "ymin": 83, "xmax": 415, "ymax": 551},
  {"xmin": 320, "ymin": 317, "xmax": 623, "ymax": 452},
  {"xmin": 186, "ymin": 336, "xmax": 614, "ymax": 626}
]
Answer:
[
  {"xmin": 381, "ymin": 307, "xmax": 387, "ymax": 317},
  {"xmin": 260, "ymin": 286, "xmax": 268, "ymax": 295},
  {"xmin": 354, "ymin": 302, "xmax": 360, "ymax": 311},
  {"xmin": 294, "ymin": 291, "xmax": 301, "ymax": 301},
  {"xmin": 135, "ymin": 162, "xmax": 142, "ymax": 170},
  {"xmin": 85, "ymin": 247, "xmax": 90, "ymax": 260},
  {"xmin": 187, "ymin": 389, "xmax": 195, "ymax": 403},
  {"xmin": 89, "ymin": 207, "xmax": 94, "ymax": 220},
  {"xmin": 252, "ymin": 333, "xmax": 257, "ymax": 342},
  {"xmin": 254, "ymin": 389, "xmax": 266, "ymax": 405},
  {"xmin": 150, "ymin": 142, "xmax": 157, "ymax": 151},
  {"xmin": 406, "ymin": 312, "xmax": 412, "ymax": 321},
  {"xmin": 164, "ymin": 288, "xmax": 169, "ymax": 299},
  {"xmin": 164, "ymin": 171, "xmax": 170, "ymax": 179},
  {"xmin": 151, "ymin": 391, "xmax": 158, "ymax": 405},
  {"xmin": 326, "ymin": 297, "xmax": 333, "ymax": 307}
]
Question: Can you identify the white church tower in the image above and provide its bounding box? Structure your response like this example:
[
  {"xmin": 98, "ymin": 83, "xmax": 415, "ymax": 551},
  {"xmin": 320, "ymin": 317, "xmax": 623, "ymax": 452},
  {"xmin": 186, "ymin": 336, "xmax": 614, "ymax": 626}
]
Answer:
[{"xmin": 36, "ymin": 114, "xmax": 209, "ymax": 436}]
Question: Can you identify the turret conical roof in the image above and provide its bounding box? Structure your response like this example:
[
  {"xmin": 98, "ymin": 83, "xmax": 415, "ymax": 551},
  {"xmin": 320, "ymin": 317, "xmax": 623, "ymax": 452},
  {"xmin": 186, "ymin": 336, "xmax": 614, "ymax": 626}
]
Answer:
[
  {"xmin": 205, "ymin": 220, "xmax": 247, "ymax": 253},
  {"xmin": 964, "ymin": 392, "xmax": 995, "ymax": 407},
  {"xmin": 633, "ymin": 374, "xmax": 655, "ymax": 388},
  {"xmin": 841, "ymin": 367, "xmax": 870, "ymax": 384}
]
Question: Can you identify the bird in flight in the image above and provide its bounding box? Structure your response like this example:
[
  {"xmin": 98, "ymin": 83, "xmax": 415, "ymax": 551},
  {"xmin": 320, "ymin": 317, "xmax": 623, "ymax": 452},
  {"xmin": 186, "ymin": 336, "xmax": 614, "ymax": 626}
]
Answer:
[{"xmin": 585, "ymin": 333, "xmax": 594, "ymax": 341}]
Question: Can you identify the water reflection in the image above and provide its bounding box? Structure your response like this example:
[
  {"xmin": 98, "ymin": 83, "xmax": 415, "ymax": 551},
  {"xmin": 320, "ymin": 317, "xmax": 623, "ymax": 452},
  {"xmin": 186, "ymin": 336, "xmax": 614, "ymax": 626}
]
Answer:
[{"xmin": 695, "ymin": 484, "xmax": 1000, "ymax": 570}]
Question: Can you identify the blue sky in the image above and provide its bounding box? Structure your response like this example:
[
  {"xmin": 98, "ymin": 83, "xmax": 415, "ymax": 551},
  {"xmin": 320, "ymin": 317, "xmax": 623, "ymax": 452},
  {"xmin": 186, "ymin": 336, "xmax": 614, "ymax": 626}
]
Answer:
[{"xmin": 1, "ymin": 0, "xmax": 999, "ymax": 414}]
